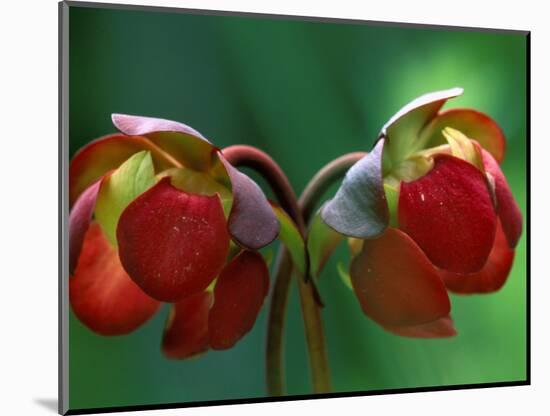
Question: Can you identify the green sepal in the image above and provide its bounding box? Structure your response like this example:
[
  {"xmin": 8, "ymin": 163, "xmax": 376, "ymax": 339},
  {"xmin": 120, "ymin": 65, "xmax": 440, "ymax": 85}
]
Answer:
[
  {"xmin": 442, "ymin": 127, "xmax": 484, "ymax": 171},
  {"xmin": 337, "ymin": 262, "xmax": 353, "ymax": 290},
  {"xmin": 307, "ymin": 212, "xmax": 343, "ymax": 278},
  {"xmin": 270, "ymin": 203, "xmax": 306, "ymax": 275},
  {"xmin": 95, "ymin": 151, "xmax": 156, "ymax": 246},
  {"xmin": 383, "ymin": 183, "xmax": 399, "ymax": 227}
]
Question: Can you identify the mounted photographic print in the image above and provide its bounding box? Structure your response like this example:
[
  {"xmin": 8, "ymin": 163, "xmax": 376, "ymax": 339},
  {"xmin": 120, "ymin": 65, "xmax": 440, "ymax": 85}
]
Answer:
[{"xmin": 59, "ymin": 1, "xmax": 530, "ymax": 414}]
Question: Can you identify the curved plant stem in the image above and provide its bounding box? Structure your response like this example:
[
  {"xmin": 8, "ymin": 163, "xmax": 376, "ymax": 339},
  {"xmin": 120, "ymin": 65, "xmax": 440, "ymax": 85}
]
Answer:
[
  {"xmin": 222, "ymin": 145, "xmax": 365, "ymax": 397},
  {"xmin": 222, "ymin": 145, "xmax": 304, "ymax": 229},
  {"xmin": 265, "ymin": 248, "xmax": 293, "ymax": 395},
  {"xmin": 266, "ymin": 152, "xmax": 366, "ymax": 396},
  {"xmin": 222, "ymin": 145, "xmax": 312, "ymax": 394}
]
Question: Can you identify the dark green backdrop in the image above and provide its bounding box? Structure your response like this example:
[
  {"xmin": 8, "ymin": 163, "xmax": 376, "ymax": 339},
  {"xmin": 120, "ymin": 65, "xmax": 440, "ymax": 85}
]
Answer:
[{"xmin": 68, "ymin": 4, "xmax": 527, "ymax": 411}]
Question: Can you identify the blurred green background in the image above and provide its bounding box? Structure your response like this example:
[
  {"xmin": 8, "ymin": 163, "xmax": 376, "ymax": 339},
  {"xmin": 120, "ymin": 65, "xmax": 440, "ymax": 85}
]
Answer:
[{"xmin": 68, "ymin": 4, "xmax": 527, "ymax": 411}]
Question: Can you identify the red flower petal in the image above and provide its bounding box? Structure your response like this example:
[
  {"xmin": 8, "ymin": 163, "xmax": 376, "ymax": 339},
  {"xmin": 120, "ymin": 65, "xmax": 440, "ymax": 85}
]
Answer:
[
  {"xmin": 162, "ymin": 291, "xmax": 213, "ymax": 359},
  {"xmin": 442, "ymin": 221, "xmax": 515, "ymax": 294},
  {"xmin": 69, "ymin": 179, "xmax": 102, "ymax": 274},
  {"xmin": 69, "ymin": 134, "xmax": 175, "ymax": 207},
  {"xmin": 420, "ymin": 109, "xmax": 506, "ymax": 163},
  {"xmin": 399, "ymin": 154, "xmax": 497, "ymax": 273},
  {"xmin": 117, "ymin": 177, "xmax": 230, "ymax": 302},
  {"xmin": 70, "ymin": 223, "xmax": 160, "ymax": 336},
  {"xmin": 350, "ymin": 228, "xmax": 450, "ymax": 328},
  {"xmin": 384, "ymin": 315, "xmax": 457, "ymax": 338},
  {"xmin": 209, "ymin": 251, "xmax": 269, "ymax": 350},
  {"xmin": 481, "ymin": 149, "xmax": 523, "ymax": 248}
]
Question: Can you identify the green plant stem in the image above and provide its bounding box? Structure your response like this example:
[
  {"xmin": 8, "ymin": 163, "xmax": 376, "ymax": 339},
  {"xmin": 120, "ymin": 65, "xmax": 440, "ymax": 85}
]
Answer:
[
  {"xmin": 223, "ymin": 145, "xmax": 365, "ymax": 396},
  {"xmin": 223, "ymin": 145, "xmax": 328, "ymax": 394},
  {"xmin": 266, "ymin": 152, "xmax": 366, "ymax": 396},
  {"xmin": 221, "ymin": 145, "xmax": 309, "ymax": 392}
]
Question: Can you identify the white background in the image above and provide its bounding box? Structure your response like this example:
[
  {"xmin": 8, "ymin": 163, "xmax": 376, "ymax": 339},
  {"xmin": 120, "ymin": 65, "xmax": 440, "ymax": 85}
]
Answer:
[{"xmin": 0, "ymin": 0, "xmax": 547, "ymax": 415}]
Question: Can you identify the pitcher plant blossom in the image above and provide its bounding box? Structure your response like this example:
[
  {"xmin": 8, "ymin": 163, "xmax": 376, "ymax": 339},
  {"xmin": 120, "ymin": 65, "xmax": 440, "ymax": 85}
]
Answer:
[
  {"xmin": 317, "ymin": 88, "xmax": 522, "ymax": 338},
  {"xmin": 69, "ymin": 114, "xmax": 280, "ymax": 358}
]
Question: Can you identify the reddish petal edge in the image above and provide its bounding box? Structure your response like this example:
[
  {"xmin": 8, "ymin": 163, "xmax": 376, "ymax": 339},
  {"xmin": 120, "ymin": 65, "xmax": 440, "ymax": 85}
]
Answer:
[
  {"xmin": 162, "ymin": 292, "xmax": 213, "ymax": 359},
  {"xmin": 69, "ymin": 179, "xmax": 102, "ymax": 275},
  {"xmin": 209, "ymin": 251, "xmax": 269, "ymax": 350},
  {"xmin": 481, "ymin": 149, "xmax": 523, "ymax": 248},
  {"xmin": 70, "ymin": 223, "xmax": 160, "ymax": 336},
  {"xmin": 442, "ymin": 221, "xmax": 515, "ymax": 294},
  {"xmin": 420, "ymin": 108, "xmax": 506, "ymax": 163},
  {"xmin": 384, "ymin": 315, "xmax": 457, "ymax": 338}
]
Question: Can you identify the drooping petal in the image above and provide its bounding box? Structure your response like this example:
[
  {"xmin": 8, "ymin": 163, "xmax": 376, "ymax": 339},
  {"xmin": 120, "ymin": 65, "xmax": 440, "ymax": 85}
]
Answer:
[
  {"xmin": 350, "ymin": 228, "xmax": 450, "ymax": 328},
  {"xmin": 419, "ymin": 109, "xmax": 506, "ymax": 163},
  {"xmin": 442, "ymin": 221, "xmax": 515, "ymax": 294},
  {"xmin": 399, "ymin": 154, "xmax": 497, "ymax": 273},
  {"xmin": 384, "ymin": 315, "xmax": 457, "ymax": 338},
  {"xmin": 321, "ymin": 140, "xmax": 389, "ymax": 239},
  {"xmin": 381, "ymin": 88, "xmax": 463, "ymax": 163},
  {"xmin": 112, "ymin": 114, "xmax": 217, "ymax": 172},
  {"xmin": 162, "ymin": 291, "xmax": 213, "ymax": 359},
  {"xmin": 70, "ymin": 223, "xmax": 160, "ymax": 336},
  {"xmin": 117, "ymin": 177, "xmax": 230, "ymax": 302},
  {"xmin": 69, "ymin": 179, "xmax": 102, "ymax": 274},
  {"xmin": 69, "ymin": 134, "xmax": 175, "ymax": 207},
  {"xmin": 209, "ymin": 251, "xmax": 269, "ymax": 350},
  {"xmin": 481, "ymin": 149, "xmax": 523, "ymax": 248},
  {"xmin": 219, "ymin": 156, "xmax": 279, "ymax": 250}
]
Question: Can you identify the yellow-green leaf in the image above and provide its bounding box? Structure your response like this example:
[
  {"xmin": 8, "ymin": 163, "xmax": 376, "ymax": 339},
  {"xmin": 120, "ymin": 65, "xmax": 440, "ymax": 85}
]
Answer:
[
  {"xmin": 307, "ymin": 212, "xmax": 343, "ymax": 278},
  {"xmin": 347, "ymin": 237, "xmax": 363, "ymax": 257},
  {"xmin": 383, "ymin": 183, "xmax": 399, "ymax": 227},
  {"xmin": 271, "ymin": 203, "xmax": 306, "ymax": 275},
  {"xmin": 442, "ymin": 127, "xmax": 484, "ymax": 171},
  {"xmin": 337, "ymin": 261, "xmax": 353, "ymax": 290},
  {"xmin": 263, "ymin": 249, "xmax": 274, "ymax": 268},
  {"xmin": 95, "ymin": 151, "xmax": 156, "ymax": 246}
]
